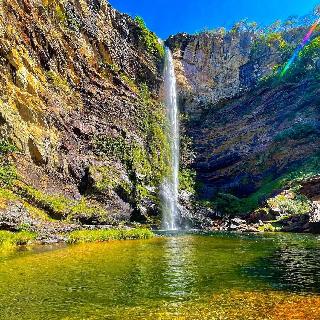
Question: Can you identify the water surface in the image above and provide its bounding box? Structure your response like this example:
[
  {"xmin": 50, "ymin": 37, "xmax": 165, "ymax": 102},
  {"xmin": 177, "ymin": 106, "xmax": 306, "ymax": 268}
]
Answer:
[{"xmin": 1, "ymin": 232, "xmax": 320, "ymax": 319}]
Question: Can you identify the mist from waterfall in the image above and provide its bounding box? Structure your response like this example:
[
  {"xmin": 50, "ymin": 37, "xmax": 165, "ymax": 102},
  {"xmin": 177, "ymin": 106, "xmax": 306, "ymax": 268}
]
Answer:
[{"xmin": 161, "ymin": 47, "xmax": 180, "ymax": 230}]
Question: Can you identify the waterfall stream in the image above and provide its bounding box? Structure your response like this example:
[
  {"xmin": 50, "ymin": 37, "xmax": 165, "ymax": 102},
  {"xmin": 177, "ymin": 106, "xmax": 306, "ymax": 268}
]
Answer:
[{"xmin": 162, "ymin": 47, "xmax": 180, "ymax": 230}]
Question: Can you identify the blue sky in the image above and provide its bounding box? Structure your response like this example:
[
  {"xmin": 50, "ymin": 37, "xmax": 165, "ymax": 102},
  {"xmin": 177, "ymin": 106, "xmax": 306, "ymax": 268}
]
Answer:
[{"xmin": 109, "ymin": 0, "xmax": 319, "ymax": 39}]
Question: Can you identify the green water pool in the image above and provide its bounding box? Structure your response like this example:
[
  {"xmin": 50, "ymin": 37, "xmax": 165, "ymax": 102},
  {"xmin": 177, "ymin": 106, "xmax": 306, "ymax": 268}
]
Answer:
[{"xmin": 0, "ymin": 232, "xmax": 320, "ymax": 319}]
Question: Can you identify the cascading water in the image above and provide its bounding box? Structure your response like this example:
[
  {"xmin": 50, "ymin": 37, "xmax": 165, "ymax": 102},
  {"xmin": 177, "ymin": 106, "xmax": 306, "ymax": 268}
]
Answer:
[{"xmin": 161, "ymin": 47, "xmax": 180, "ymax": 230}]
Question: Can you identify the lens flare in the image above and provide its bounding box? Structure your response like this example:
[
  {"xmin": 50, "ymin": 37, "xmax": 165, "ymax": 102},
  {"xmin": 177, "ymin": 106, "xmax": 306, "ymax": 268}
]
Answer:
[{"xmin": 280, "ymin": 19, "xmax": 320, "ymax": 77}]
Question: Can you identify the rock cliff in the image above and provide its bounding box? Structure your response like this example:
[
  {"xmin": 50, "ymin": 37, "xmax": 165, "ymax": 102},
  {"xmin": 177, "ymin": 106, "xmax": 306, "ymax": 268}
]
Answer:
[
  {"xmin": 167, "ymin": 26, "xmax": 320, "ymax": 218},
  {"xmin": 0, "ymin": 0, "xmax": 169, "ymax": 236}
]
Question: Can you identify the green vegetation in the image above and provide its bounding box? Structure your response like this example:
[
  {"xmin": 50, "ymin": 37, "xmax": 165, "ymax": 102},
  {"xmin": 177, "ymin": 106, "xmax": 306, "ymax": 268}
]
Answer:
[
  {"xmin": 42, "ymin": 1, "xmax": 67, "ymax": 25},
  {"xmin": 0, "ymin": 187, "xmax": 55, "ymax": 222},
  {"xmin": 0, "ymin": 230, "xmax": 36, "ymax": 248},
  {"xmin": 108, "ymin": 63, "xmax": 120, "ymax": 73},
  {"xmin": 94, "ymin": 135, "xmax": 126, "ymax": 160},
  {"xmin": 89, "ymin": 165, "xmax": 122, "ymax": 192},
  {"xmin": 179, "ymin": 130, "xmax": 196, "ymax": 195},
  {"xmin": 0, "ymin": 140, "xmax": 17, "ymax": 188},
  {"xmin": 93, "ymin": 83, "xmax": 170, "ymax": 210},
  {"xmin": 265, "ymin": 32, "xmax": 287, "ymax": 49},
  {"xmin": 209, "ymin": 29, "xmax": 320, "ymax": 216},
  {"xmin": 252, "ymin": 32, "xmax": 289, "ymax": 58},
  {"xmin": 17, "ymin": 184, "xmax": 71, "ymax": 219},
  {"xmin": 274, "ymin": 122, "xmax": 318, "ymax": 142},
  {"xmin": 94, "ymin": 135, "xmax": 169, "ymax": 189},
  {"xmin": 299, "ymin": 35, "xmax": 320, "ymax": 61},
  {"xmin": 138, "ymin": 85, "xmax": 170, "ymax": 184},
  {"xmin": 195, "ymin": 27, "xmax": 227, "ymax": 36},
  {"xmin": 54, "ymin": 3, "xmax": 67, "ymax": 24},
  {"xmin": 70, "ymin": 198, "xmax": 108, "ymax": 222},
  {"xmin": 46, "ymin": 70, "xmax": 70, "ymax": 92},
  {"xmin": 0, "ymin": 140, "xmax": 17, "ymax": 154},
  {"xmin": 213, "ymin": 153, "xmax": 320, "ymax": 215},
  {"xmin": 67, "ymin": 228, "xmax": 154, "ymax": 244},
  {"xmin": 285, "ymin": 153, "xmax": 320, "ymax": 183},
  {"xmin": 267, "ymin": 193, "xmax": 311, "ymax": 216},
  {"xmin": 0, "ymin": 165, "xmax": 17, "ymax": 188},
  {"xmin": 230, "ymin": 20, "xmax": 259, "ymax": 34},
  {"xmin": 16, "ymin": 183, "xmax": 109, "ymax": 223},
  {"xmin": 179, "ymin": 169, "xmax": 196, "ymax": 193},
  {"xmin": 0, "ymin": 132, "xmax": 163, "ymax": 223},
  {"xmin": 120, "ymin": 73, "xmax": 139, "ymax": 93},
  {"xmin": 135, "ymin": 16, "xmax": 165, "ymax": 58},
  {"xmin": 214, "ymin": 193, "xmax": 249, "ymax": 216},
  {"xmin": 260, "ymin": 34, "xmax": 320, "ymax": 85},
  {"xmin": 0, "ymin": 187, "xmax": 17, "ymax": 204},
  {"xmin": 282, "ymin": 35, "xmax": 320, "ymax": 79},
  {"xmin": 258, "ymin": 223, "xmax": 278, "ymax": 232},
  {"xmin": 93, "ymin": 132, "xmax": 169, "ymax": 206}
]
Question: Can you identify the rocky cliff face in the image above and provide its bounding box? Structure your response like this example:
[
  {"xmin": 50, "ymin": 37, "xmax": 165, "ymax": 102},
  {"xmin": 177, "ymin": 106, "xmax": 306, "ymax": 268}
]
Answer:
[
  {"xmin": 167, "ymin": 26, "xmax": 320, "ymax": 216},
  {"xmin": 0, "ymin": 0, "xmax": 169, "ymax": 234},
  {"xmin": 166, "ymin": 28, "xmax": 307, "ymax": 119}
]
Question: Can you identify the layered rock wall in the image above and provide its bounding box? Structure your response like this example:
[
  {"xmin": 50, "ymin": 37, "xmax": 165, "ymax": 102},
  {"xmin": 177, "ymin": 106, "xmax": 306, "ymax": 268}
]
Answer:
[
  {"xmin": 0, "ymin": 0, "xmax": 168, "ymax": 226},
  {"xmin": 167, "ymin": 27, "xmax": 320, "ymax": 210}
]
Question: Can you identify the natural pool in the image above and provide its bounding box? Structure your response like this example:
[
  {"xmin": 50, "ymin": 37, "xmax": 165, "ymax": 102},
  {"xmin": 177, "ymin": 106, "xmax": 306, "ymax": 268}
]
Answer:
[{"xmin": 0, "ymin": 232, "xmax": 320, "ymax": 319}]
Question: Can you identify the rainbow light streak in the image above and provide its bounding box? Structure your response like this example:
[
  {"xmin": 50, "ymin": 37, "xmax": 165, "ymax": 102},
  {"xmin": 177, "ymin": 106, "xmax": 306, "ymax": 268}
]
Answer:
[{"xmin": 280, "ymin": 19, "xmax": 320, "ymax": 77}]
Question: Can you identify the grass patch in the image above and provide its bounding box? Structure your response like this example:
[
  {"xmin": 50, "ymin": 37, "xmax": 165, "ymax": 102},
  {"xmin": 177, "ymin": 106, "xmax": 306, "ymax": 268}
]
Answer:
[
  {"xmin": 0, "ymin": 230, "xmax": 36, "ymax": 248},
  {"xmin": 0, "ymin": 187, "xmax": 55, "ymax": 222},
  {"xmin": 17, "ymin": 183, "xmax": 71, "ymax": 219},
  {"xmin": 67, "ymin": 228, "xmax": 154, "ymax": 244}
]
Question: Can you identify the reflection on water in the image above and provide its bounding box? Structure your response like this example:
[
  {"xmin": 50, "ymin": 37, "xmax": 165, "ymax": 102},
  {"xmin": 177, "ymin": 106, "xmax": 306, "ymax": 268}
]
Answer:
[
  {"xmin": 0, "ymin": 232, "xmax": 319, "ymax": 319},
  {"xmin": 274, "ymin": 248, "xmax": 320, "ymax": 292},
  {"xmin": 162, "ymin": 236, "xmax": 197, "ymax": 299},
  {"xmin": 250, "ymin": 246, "xmax": 320, "ymax": 293}
]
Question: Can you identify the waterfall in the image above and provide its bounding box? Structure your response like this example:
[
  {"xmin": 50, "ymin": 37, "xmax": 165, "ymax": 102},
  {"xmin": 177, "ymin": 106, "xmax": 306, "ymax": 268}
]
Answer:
[{"xmin": 162, "ymin": 47, "xmax": 180, "ymax": 230}]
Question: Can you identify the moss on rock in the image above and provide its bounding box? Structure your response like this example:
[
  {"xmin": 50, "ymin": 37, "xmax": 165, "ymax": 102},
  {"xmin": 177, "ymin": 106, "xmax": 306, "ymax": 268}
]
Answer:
[{"xmin": 15, "ymin": 182, "xmax": 111, "ymax": 223}]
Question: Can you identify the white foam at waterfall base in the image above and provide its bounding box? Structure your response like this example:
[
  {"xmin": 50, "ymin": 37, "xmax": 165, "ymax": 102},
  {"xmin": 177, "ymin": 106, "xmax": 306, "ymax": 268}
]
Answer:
[{"xmin": 161, "ymin": 48, "xmax": 180, "ymax": 230}]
